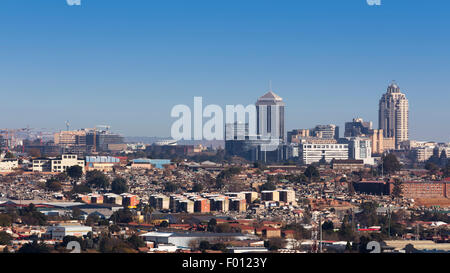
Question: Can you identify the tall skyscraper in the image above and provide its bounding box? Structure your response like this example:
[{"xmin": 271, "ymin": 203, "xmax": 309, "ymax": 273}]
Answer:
[
  {"xmin": 255, "ymin": 89, "xmax": 286, "ymax": 143},
  {"xmin": 344, "ymin": 118, "xmax": 373, "ymax": 137},
  {"xmin": 379, "ymin": 82, "xmax": 409, "ymax": 149}
]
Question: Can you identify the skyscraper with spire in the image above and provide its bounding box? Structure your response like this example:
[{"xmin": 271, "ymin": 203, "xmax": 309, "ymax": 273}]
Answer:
[
  {"xmin": 379, "ymin": 81, "xmax": 409, "ymax": 149},
  {"xmin": 255, "ymin": 86, "xmax": 286, "ymax": 143}
]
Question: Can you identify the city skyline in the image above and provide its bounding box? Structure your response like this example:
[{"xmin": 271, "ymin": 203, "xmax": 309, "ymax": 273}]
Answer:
[{"xmin": 1, "ymin": 1, "xmax": 449, "ymax": 142}]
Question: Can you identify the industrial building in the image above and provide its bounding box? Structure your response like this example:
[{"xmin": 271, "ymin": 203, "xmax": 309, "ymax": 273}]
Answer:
[
  {"xmin": 140, "ymin": 231, "xmax": 256, "ymax": 249},
  {"xmin": 46, "ymin": 224, "xmax": 92, "ymax": 240}
]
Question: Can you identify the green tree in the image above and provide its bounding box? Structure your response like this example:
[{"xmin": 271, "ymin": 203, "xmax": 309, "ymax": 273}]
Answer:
[
  {"xmin": 110, "ymin": 208, "xmax": 133, "ymax": 224},
  {"xmin": 66, "ymin": 165, "xmax": 83, "ymax": 180},
  {"xmin": 304, "ymin": 165, "xmax": 320, "ymax": 182},
  {"xmin": 444, "ymin": 163, "xmax": 450, "ymax": 178},
  {"xmin": 425, "ymin": 162, "xmax": 440, "ymax": 176},
  {"xmin": 45, "ymin": 178, "xmax": 62, "ymax": 192},
  {"xmin": 348, "ymin": 181, "xmax": 355, "ymax": 196},
  {"xmin": 199, "ymin": 241, "xmax": 211, "ymax": 251},
  {"xmin": 215, "ymin": 166, "xmax": 242, "ymax": 189},
  {"xmin": 216, "ymin": 223, "xmax": 232, "ymax": 233},
  {"xmin": 264, "ymin": 237, "xmax": 286, "ymax": 251},
  {"xmin": 18, "ymin": 240, "xmax": 50, "ymax": 253},
  {"xmin": 18, "ymin": 204, "xmax": 47, "ymax": 226},
  {"xmin": 290, "ymin": 174, "xmax": 308, "ymax": 184},
  {"xmin": 439, "ymin": 150, "xmax": 448, "ymax": 167},
  {"xmin": 322, "ymin": 220, "xmax": 334, "ymax": 231},
  {"xmin": 111, "ymin": 177, "xmax": 128, "ymax": 194},
  {"xmin": 159, "ymin": 221, "xmax": 169, "ymax": 228},
  {"xmin": 284, "ymin": 223, "xmax": 311, "ymax": 240},
  {"xmin": 260, "ymin": 181, "xmax": 276, "ymax": 191},
  {"xmin": 86, "ymin": 213, "xmax": 100, "ymax": 226},
  {"xmin": 139, "ymin": 203, "xmax": 154, "ymax": 223},
  {"xmin": 357, "ymin": 202, "xmax": 379, "ymax": 227},
  {"xmin": 71, "ymin": 207, "xmax": 82, "ymax": 220},
  {"xmin": 86, "ymin": 170, "xmax": 110, "ymax": 189},
  {"xmin": 207, "ymin": 218, "xmax": 217, "ymax": 232},
  {"xmin": 0, "ymin": 231, "xmax": 12, "ymax": 245},
  {"xmin": 191, "ymin": 183, "xmax": 203, "ymax": 193},
  {"xmin": 55, "ymin": 172, "xmax": 68, "ymax": 182},
  {"xmin": 358, "ymin": 236, "xmax": 371, "ymax": 253},
  {"xmin": 98, "ymin": 236, "xmax": 135, "ymax": 253},
  {"xmin": 164, "ymin": 182, "xmax": 179, "ymax": 193},
  {"xmin": 338, "ymin": 215, "xmax": 355, "ymax": 241},
  {"xmin": 109, "ymin": 224, "xmax": 121, "ymax": 233},
  {"xmin": 127, "ymin": 234, "xmax": 145, "ymax": 250},
  {"xmin": 4, "ymin": 151, "xmax": 15, "ymax": 159},
  {"xmin": 391, "ymin": 179, "xmax": 403, "ymax": 200},
  {"xmin": 0, "ymin": 214, "xmax": 13, "ymax": 227},
  {"xmin": 72, "ymin": 184, "xmax": 92, "ymax": 194},
  {"xmin": 380, "ymin": 153, "xmax": 401, "ymax": 174},
  {"xmin": 253, "ymin": 162, "xmax": 266, "ymax": 170}
]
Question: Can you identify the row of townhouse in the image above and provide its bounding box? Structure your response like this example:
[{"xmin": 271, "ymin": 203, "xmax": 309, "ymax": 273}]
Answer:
[{"xmin": 76, "ymin": 193, "xmax": 139, "ymax": 208}]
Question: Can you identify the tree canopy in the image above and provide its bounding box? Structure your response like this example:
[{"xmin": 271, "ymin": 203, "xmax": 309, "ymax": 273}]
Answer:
[
  {"xmin": 260, "ymin": 181, "xmax": 276, "ymax": 191},
  {"xmin": 391, "ymin": 179, "xmax": 403, "ymax": 200},
  {"xmin": 45, "ymin": 178, "xmax": 62, "ymax": 192},
  {"xmin": 380, "ymin": 153, "xmax": 401, "ymax": 174},
  {"xmin": 18, "ymin": 240, "xmax": 50, "ymax": 253},
  {"xmin": 304, "ymin": 165, "xmax": 320, "ymax": 182},
  {"xmin": 86, "ymin": 170, "xmax": 110, "ymax": 189},
  {"xmin": 66, "ymin": 165, "xmax": 83, "ymax": 179},
  {"xmin": 0, "ymin": 231, "xmax": 12, "ymax": 245},
  {"xmin": 111, "ymin": 177, "xmax": 128, "ymax": 194}
]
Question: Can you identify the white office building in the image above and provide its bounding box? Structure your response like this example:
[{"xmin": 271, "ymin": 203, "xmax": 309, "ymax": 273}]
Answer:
[
  {"xmin": 299, "ymin": 141, "xmax": 348, "ymax": 165},
  {"xmin": 32, "ymin": 154, "xmax": 85, "ymax": 173},
  {"xmin": 347, "ymin": 137, "xmax": 375, "ymax": 165},
  {"xmin": 46, "ymin": 225, "xmax": 92, "ymax": 240}
]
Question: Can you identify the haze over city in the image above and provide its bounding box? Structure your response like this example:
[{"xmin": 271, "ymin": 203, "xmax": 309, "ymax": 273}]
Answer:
[
  {"xmin": 1, "ymin": 0, "xmax": 450, "ymax": 261},
  {"xmin": 1, "ymin": 0, "xmax": 449, "ymax": 142}
]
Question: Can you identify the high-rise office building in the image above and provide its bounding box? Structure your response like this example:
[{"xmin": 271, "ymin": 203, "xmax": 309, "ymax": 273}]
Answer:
[
  {"xmin": 225, "ymin": 122, "xmax": 249, "ymax": 141},
  {"xmin": 312, "ymin": 124, "xmax": 339, "ymax": 140},
  {"xmin": 379, "ymin": 82, "xmax": 409, "ymax": 149},
  {"xmin": 256, "ymin": 90, "xmax": 285, "ymax": 143},
  {"xmin": 86, "ymin": 130, "xmax": 124, "ymax": 152},
  {"xmin": 344, "ymin": 118, "xmax": 373, "ymax": 137}
]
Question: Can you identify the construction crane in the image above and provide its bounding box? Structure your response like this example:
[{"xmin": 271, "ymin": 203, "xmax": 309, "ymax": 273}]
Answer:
[
  {"xmin": 92, "ymin": 126, "xmax": 97, "ymax": 153},
  {"xmin": 0, "ymin": 129, "xmax": 20, "ymax": 151},
  {"xmin": 90, "ymin": 125, "xmax": 109, "ymax": 154}
]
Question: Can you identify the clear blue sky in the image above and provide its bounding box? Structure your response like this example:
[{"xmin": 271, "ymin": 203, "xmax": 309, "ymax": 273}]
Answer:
[{"xmin": 0, "ymin": 0, "xmax": 449, "ymax": 142}]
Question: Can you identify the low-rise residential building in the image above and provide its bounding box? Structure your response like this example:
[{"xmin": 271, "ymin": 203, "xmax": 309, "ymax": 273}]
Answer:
[
  {"xmin": 261, "ymin": 191, "xmax": 280, "ymax": 202},
  {"xmin": 150, "ymin": 194, "xmax": 170, "ymax": 210}
]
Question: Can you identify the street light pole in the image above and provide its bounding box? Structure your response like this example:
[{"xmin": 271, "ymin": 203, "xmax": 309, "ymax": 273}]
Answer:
[
  {"xmin": 319, "ymin": 214, "xmax": 323, "ymax": 253},
  {"xmin": 388, "ymin": 206, "xmax": 391, "ymax": 239}
]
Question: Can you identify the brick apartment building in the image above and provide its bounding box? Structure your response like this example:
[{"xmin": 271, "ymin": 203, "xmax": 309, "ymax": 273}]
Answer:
[{"xmin": 354, "ymin": 180, "xmax": 450, "ymax": 199}]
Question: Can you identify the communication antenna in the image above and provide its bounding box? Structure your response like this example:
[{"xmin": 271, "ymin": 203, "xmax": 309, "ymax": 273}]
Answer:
[{"xmin": 65, "ymin": 121, "xmax": 70, "ymax": 131}]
